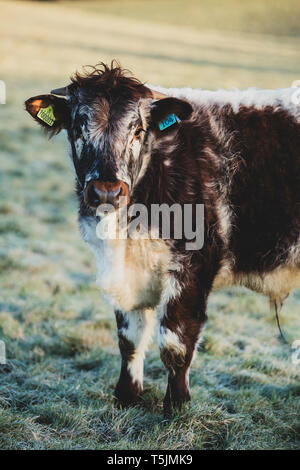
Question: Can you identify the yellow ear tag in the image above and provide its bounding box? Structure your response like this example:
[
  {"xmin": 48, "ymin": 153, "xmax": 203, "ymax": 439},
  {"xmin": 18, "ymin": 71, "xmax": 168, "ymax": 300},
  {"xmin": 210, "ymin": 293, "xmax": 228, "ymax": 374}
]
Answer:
[{"xmin": 37, "ymin": 105, "xmax": 55, "ymax": 127}]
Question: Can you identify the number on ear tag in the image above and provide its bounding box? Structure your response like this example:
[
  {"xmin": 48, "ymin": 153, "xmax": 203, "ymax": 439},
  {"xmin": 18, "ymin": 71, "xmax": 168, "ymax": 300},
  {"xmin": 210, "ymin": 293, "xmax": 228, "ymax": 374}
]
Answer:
[
  {"xmin": 158, "ymin": 113, "xmax": 180, "ymax": 131},
  {"xmin": 37, "ymin": 105, "xmax": 55, "ymax": 126}
]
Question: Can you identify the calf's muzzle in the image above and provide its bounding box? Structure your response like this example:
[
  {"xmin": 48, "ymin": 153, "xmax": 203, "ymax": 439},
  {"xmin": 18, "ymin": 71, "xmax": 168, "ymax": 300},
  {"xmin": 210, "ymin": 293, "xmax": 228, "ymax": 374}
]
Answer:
[{"xmin": 84, "ymin": 180, "xmax": 129, "ymax": 208}]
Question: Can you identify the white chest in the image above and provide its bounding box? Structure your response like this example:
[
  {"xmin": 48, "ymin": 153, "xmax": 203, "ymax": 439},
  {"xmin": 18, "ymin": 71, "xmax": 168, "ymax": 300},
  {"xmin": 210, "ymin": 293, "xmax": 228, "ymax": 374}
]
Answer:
[{"xmin": 80, "ymin": 216, "xmax": 179, "ymax": 312}]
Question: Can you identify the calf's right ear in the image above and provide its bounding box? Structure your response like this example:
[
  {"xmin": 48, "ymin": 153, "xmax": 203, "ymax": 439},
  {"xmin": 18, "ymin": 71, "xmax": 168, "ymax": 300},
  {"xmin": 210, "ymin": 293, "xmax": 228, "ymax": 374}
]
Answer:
[{"xmin": 25, "ymin": 94, "xmax": 70, "ymax": 135}]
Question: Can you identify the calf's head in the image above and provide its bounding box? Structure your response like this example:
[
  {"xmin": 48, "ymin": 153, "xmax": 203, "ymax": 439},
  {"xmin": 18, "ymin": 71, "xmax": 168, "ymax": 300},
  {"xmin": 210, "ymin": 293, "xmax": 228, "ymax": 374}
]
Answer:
[{"xmin": 25, "ymin": 62, "xmax": 193, "ymax": 210}]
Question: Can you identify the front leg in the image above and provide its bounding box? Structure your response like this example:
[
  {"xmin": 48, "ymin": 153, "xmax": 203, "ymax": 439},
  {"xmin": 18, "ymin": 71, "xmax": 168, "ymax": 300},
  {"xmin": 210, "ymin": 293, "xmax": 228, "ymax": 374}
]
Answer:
[
  {"xmin": 158, "ymin": 288, "xmax": 208, "ymax": 415},
  {"xmin": 114, "ymin": 308, "xmax": 156, "ymax": 406}
]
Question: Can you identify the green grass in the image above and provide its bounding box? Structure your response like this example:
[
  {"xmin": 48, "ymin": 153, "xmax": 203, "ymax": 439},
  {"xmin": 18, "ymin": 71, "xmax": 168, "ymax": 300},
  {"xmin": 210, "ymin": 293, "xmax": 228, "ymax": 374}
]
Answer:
[
  {"xmin": 0, "ymin": 0, "xmax": 299, "ymax": 450},
  {"xmin": 70, "ymin": 0, "xmax": 300, "ymax": 37}
]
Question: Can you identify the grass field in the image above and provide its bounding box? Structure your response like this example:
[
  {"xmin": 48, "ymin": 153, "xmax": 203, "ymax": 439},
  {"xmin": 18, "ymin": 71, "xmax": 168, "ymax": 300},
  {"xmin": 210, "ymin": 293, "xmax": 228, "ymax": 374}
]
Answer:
[{"xmin": 0, "ymin": 0, "xmax": 299, "ymax": 450}]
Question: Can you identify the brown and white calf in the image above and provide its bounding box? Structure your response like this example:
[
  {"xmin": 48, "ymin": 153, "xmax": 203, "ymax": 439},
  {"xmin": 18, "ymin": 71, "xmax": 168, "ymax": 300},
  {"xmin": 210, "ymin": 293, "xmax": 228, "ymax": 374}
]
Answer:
[{"xmin": 25, "ymin": 63, "xmax": 300, "ymax": 414}]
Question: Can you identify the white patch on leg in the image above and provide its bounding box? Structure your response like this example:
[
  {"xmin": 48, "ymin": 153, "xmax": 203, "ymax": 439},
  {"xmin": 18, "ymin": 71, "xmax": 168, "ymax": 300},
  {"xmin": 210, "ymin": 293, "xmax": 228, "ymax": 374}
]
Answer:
[
  {"xmin": 158, "ymin": 326, "xmax": 186, "ymax": 357},
  {"xmin": 190, "ymin": 332, "xmax": 204, "ymax": 365},
  {"xmin": 120, "ymin": 309, "xmax": 156, "ymax": 387}
]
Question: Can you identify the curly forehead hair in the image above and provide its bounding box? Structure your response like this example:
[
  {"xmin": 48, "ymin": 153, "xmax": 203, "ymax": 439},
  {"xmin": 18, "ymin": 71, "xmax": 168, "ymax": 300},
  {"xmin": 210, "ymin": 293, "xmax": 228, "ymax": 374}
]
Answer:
[{"xmin": 70, "ymin": 61, "xmax": 151, "ymax": 100}]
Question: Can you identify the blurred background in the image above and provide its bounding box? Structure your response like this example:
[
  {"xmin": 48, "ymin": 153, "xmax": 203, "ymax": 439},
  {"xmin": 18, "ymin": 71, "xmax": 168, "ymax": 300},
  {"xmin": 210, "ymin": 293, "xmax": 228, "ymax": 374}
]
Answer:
[{"xmin": 0, "ymin": 0, "xmax": 299, "ymax": 450}]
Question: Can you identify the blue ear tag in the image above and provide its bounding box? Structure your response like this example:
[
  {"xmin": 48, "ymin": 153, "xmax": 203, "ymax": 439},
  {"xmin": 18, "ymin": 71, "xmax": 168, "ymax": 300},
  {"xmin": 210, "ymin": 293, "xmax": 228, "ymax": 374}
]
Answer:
[{"xmin": 158, "ymin": 113, "xmax": 180, "ymax": 131}]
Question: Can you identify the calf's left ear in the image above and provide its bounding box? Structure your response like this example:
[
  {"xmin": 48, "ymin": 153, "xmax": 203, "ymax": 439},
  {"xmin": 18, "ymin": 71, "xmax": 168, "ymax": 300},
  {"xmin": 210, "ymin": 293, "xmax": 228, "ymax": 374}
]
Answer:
[
  {"xmin": 150, "ymin": 97, "xmax": 193, "ymax": 131},
  {"xmin": 25, "ymin": 94, "xmax": 70, "ymax": 135}
]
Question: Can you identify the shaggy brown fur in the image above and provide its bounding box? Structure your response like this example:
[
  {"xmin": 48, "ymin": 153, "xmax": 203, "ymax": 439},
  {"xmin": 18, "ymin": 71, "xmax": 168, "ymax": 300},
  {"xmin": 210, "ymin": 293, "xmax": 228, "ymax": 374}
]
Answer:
[{"xmin": 25, "ymin": 63, "xmax": 300, "ymax": 414}]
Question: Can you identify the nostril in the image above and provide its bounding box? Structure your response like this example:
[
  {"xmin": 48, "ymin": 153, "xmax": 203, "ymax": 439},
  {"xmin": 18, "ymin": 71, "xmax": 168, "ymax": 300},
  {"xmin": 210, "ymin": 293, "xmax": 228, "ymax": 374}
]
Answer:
[
  {"xmin": 85, "ymin": 184, "xmax": 101, "ymax": 206},
  {"xmin": 84, "ymin": 181, "xmax": 127, "ymax": 208},
  {"xmin": 110, "ymin": 186, "xmax": 121, "ymax": 199},
  {"xmin": 90, "ymin": 185, "xmax": 101, "ymax": 205}
]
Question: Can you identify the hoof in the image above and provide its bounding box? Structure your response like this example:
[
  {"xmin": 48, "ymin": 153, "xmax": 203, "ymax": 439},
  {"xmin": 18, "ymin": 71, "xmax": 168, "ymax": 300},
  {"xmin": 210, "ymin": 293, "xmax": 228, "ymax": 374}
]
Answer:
[
  {"xmin": 114, "ymin": 394, "xmax": 142, "ymax": 408},
  {"xmin": 163, "ymin": 384, "xmax": 191, "ymax": 416},
  {"xmin": 114, "ymin": 381, "xmax": 142, "ymax": 408}
]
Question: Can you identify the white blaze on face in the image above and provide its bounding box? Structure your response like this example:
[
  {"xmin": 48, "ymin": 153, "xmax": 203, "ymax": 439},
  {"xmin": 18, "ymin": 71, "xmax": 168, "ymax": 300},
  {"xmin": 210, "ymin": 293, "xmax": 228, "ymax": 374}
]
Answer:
[
  {"xmin": 74, "ymin": 137, "xmax": 84, "ymax": 158},
  {"xmin": 131, "ymin": 137, "xmax": 142, "ymax": 161}
]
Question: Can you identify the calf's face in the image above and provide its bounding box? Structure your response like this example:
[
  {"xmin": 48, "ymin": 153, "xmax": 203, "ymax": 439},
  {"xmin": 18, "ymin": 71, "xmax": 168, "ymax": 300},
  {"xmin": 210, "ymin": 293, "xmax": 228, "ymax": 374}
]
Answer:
[{"xmin": 25, "ymin": 64, "xmax": 192, "ymax": 210}]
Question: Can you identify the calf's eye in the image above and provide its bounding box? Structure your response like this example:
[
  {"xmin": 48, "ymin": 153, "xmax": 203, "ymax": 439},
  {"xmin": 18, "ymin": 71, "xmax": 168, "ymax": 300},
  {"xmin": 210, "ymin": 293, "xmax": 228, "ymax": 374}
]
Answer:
[{"xmin": 134, "ymin": 127, "xmax": 144, "ymax": 138}]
